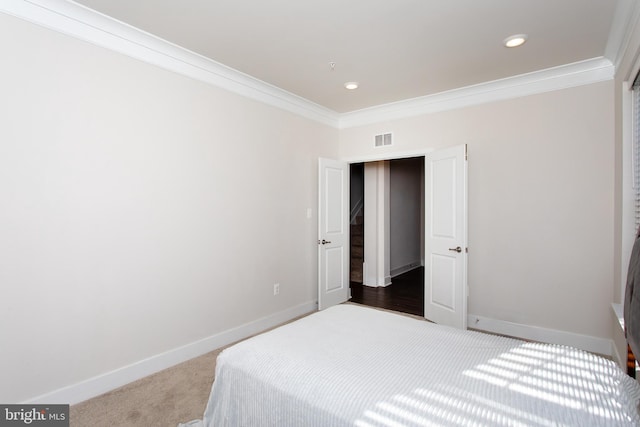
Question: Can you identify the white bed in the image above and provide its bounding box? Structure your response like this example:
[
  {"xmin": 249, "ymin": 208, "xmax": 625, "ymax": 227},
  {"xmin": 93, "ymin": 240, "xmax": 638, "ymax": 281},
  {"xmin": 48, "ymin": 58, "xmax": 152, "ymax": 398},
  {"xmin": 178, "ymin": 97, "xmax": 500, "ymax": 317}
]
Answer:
[{"xmin": 182, "ymin": 304, "xmax": 640, "ymax": 426}]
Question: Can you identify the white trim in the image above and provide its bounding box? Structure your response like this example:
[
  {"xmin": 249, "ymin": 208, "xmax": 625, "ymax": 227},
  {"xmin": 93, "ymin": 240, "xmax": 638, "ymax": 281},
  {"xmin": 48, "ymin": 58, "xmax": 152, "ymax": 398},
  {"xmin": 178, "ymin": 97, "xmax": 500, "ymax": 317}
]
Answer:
[
  {"xmin": 605, "ymin": 0, "xmax": 640, "ymax": 72},
  {"xmin": 342, "ymin": 149, "xmax": 433, "ymax": 164},
  {"xmin": 339, "ymin": 58, "xmax": 615, "ymax": 128},
  {"xmin": 0, "ymin": 1, "xmax": 618, "ymax": 130},
  {"xmin": 621, "ymin": 80, "xmax": 636, "ymax": 301},
  {"xmin": 21, "ymin": 301, "xmax": 317, "ymax": 405},
  {"xmin": 0, "ymin": 0, "xmax": 340, "ymax": 128},
  {"xmin": 612, "ymin": 302, "xmax": 625, "ymax": 330},
  {"xmin": 611, "ymin": 303, "xmax": 627, "ymax": 369},
  {"xmin": 612, "ymin": 341, "xmax": 624, "ymax": 370},
  {"xmin": 468, "ymin": 313, "xmax": 612, "ymax": 356},
  {"xmin": 390, "ymin": 262, "xmax": 422, "ymax": 278}
]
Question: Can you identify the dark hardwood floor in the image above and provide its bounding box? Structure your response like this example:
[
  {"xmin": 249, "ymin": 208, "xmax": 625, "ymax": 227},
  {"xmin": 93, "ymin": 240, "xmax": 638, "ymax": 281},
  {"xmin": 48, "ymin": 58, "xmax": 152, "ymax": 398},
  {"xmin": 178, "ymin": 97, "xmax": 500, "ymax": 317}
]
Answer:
[{"xmin": 350, "ymin": 267, "xmax": 424, "ymax": 316}]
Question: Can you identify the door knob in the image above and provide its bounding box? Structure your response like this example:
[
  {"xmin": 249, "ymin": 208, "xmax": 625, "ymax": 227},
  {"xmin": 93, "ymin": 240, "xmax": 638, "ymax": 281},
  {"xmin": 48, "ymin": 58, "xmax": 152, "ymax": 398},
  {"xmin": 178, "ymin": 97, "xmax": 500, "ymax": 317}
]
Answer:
[
  {"xmin": 321, "ymin": 239, "xmax": 332, "ymax": 245},
  {"xmin": 449, "ymin": 246, "xmax": 462, "ymax": 253}
]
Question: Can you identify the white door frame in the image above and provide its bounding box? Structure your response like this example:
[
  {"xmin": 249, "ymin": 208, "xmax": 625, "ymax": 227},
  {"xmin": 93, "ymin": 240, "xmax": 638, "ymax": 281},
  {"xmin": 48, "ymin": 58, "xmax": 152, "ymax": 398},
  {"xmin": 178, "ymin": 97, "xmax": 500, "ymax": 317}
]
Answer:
[
  {"xmin": 341, "ymin": 150, "xmax": 433, "ymax": 165},
  {"xmin": 362, "ymin": 161, "xmax": 392, "ymax": 287},
  {"xmin": 318, "ymin": 152, "xmax": 430, "ymax": 311},
  {"xmin": 336, "ymin": 148, "xmax": 467, "ymax": 326}
]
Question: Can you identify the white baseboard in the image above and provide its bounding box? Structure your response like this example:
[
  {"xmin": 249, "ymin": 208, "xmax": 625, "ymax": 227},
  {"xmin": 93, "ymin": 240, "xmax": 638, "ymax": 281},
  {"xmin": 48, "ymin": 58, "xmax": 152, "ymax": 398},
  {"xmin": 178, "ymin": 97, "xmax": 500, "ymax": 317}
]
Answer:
[
  {"xmin": 610, "ymin": 303, "xmax": 628, "ymax": 370},
  {"xmin": 468, "ymin": 313, "xmax": 612, "ymax": 356},
  {"xmin": 390, "ymin": 262, "xmax": 422, "ymax": 278},
  {"xmin": 23, "ymin": 301, "xmax": 317, "ymax": 405}
]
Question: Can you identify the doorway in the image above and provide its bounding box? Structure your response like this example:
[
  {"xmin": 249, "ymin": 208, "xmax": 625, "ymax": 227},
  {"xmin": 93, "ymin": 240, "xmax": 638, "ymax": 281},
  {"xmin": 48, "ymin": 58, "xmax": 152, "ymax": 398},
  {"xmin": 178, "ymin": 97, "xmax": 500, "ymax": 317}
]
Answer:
[
  {"xmin": 318, "ymin": 145, "xmax": 467, "ymax": 327},
  {"xmin": 349, "ymin": 157, "xmax": 425, "ymax": 316}
]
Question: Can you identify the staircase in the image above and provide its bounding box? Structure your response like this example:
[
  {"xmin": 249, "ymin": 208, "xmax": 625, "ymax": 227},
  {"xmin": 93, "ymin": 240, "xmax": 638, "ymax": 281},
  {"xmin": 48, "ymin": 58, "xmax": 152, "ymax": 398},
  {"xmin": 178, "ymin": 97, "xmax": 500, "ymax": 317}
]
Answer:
[{"xmin": 350, "ymin": 212, "xmax": 364, "ymax": 283}]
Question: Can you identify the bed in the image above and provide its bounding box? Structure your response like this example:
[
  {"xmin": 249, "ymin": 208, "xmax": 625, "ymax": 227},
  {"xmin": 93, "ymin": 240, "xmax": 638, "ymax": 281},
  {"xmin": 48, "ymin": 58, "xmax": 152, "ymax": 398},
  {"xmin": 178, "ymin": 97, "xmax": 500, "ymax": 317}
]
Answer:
[{"xmin": 180, "ymin": 304, "xmax": 640, "ymax": 426}]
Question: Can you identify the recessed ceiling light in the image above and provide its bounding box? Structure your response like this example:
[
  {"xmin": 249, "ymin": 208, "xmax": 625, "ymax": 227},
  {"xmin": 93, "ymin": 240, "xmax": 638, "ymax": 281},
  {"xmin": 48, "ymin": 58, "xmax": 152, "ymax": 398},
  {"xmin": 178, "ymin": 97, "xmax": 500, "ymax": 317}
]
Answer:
[
  {"xmin": 344, "ymin": 82, "xmax": 359, "ymax": 90},
  {"xmin": 504, "ymin": 34, "xmax": 528, "ymax": 48}
]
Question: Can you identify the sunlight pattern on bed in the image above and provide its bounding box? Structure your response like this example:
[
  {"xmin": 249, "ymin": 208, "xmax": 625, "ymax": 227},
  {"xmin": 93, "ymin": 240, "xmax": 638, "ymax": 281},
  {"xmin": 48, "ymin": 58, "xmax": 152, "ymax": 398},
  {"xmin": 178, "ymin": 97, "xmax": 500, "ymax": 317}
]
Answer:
[{"xmin": 190, "ymin": 305, "xmax": 640, "ymax": 427}]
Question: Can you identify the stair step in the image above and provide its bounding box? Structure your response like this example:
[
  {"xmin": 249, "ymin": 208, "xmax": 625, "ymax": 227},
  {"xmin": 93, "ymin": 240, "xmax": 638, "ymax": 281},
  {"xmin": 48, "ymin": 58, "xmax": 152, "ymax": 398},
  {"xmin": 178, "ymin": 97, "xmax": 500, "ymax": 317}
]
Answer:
[
  {"xmin": 350, "ymin": 271, "xmax": 363, "ymax": 283},
  {"xmin": 350, "ymin": 211, "xmax": 364, "ymax": 284}
]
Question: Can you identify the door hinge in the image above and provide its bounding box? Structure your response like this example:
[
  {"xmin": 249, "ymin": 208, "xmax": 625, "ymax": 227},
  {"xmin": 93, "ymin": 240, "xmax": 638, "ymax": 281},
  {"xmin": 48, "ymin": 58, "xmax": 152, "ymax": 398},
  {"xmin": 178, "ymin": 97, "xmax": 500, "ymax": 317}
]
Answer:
[{"xmin": 464, "ymin": 144, "xmax": 468, "ymax": 161}]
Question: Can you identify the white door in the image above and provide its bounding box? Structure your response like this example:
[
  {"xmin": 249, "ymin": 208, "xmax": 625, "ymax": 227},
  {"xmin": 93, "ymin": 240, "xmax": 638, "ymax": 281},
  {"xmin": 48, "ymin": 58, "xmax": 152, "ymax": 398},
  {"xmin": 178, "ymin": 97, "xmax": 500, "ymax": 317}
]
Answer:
[
  {"xmin": 318, "ymin": 158, "xmax": 350, "ymax": 310},
  {"xmin": 424, "ymin": 145, "xmax": 468, "ymax": 329}
]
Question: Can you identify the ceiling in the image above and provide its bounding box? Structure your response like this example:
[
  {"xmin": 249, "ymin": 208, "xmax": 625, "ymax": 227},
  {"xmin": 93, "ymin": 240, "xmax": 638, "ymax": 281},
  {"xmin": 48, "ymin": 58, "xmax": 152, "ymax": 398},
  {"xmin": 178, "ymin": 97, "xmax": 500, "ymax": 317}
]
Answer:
[{"xmin": 71, "ymin": 0, "xmax": 619, "ymax": 113}]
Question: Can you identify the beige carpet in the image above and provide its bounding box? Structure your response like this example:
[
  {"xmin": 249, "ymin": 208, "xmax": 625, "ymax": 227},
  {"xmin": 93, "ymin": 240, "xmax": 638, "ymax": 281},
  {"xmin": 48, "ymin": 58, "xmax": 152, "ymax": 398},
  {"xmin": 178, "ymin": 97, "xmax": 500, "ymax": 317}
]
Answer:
[
  {"xmin": 69, "ymin": 312, "xmax": 313, "ymax": 427},
  {"xmin": 68, "ymin": 305, "xmax": 418, "ymax": 426},
  {"xmin": 70, "ymin": 348, "xmax": 221, "ymax": 427}
]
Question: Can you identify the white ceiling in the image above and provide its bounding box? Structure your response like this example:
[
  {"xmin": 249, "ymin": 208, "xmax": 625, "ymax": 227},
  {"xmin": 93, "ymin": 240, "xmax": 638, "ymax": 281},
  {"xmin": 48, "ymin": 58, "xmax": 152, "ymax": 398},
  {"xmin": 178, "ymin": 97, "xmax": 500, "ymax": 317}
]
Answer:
[{"xmin": 71, "ymin": 0, "xmax": 620, "ymax": 113}]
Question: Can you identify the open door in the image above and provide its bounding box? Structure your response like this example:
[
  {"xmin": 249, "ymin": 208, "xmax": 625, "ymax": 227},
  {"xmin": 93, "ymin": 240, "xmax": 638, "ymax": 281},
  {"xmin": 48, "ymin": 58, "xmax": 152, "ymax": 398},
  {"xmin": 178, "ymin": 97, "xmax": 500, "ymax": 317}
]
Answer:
[
  {"xmin": 318, "ymin": 158, "xmax": 350, "ymax": 310},
  {"xmin": 424, "ymin": 145, "xmax": 468, "ymax": 329}
]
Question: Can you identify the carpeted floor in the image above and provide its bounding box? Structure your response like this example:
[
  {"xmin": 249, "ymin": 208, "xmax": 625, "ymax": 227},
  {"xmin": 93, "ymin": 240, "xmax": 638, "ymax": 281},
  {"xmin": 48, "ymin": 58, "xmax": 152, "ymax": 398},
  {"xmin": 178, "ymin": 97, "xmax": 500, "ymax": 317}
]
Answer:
[
  {"xmin": 69, "ymin": 311, "xmax": 315, "ymax": 427},
  {"xmin": 70, "ymin": 348, "xmax": 221, "ymax": 427},
  {"xmin": 68, "ymin": 305, "xmax": 417, "ymax": 426}
]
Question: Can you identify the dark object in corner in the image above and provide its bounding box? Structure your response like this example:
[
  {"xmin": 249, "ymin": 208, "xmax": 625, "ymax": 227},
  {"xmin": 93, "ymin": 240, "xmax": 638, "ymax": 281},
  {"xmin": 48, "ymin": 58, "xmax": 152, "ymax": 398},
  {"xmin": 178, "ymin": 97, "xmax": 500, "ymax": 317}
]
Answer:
[{"xmin": 624, "ymin": 229, "xmax": 640, "ymax": 374}]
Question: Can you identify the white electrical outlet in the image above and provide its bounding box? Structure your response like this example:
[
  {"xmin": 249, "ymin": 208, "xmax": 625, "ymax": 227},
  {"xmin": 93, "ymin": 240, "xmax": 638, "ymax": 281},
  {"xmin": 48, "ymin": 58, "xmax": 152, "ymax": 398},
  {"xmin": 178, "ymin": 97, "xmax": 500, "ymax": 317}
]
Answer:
[{"xmin": 273, "ymin": 283, "xmax": 280, "ymax": 296}]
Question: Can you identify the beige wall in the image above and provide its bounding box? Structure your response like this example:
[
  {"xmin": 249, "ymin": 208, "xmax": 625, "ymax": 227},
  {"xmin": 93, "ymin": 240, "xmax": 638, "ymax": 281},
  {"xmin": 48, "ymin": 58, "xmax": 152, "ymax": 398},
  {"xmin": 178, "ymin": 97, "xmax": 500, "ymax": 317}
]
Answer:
[
  {"xmin": 0, "ymin": 13, "xmax": 337, "ymax": 402},
  {"xmin": 340, "ymin": 82, "xmax": 615, "ymax": 341},
  {"xmin": 1, "ymin": 2, "xmax": 631, "ymax": 404}
]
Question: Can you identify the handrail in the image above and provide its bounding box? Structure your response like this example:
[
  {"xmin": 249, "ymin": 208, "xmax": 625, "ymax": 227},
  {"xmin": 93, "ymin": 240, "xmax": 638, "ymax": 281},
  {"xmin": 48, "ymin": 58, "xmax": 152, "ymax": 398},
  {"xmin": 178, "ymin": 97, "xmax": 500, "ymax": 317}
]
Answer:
[{"xmin": 350, "ymin": 197, "xmax": 364, "ymax": 224}]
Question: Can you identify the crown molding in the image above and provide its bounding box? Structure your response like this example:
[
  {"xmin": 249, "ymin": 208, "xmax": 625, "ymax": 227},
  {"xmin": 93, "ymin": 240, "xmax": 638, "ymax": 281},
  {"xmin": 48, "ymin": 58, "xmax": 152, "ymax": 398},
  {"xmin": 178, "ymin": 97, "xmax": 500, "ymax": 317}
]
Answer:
[
  {"xmin": 1, "ymin": 0, "xmax": 617, "ymax": 131},
  {"xmin": 605, "ymin": 0, "xmax": 640, "ymax": 72},
  {"xmin": 338, "ymin": 57, "xmax": 614, "ymax": 129},
  {"xmin": 0, "ymin": 0, "xmax": 341, "ymax": 128}
]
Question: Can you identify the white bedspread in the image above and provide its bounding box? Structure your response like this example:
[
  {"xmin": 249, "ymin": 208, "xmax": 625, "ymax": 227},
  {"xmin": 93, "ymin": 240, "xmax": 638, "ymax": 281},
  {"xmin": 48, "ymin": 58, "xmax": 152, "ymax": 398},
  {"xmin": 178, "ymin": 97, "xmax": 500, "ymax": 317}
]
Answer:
[{"xmin": 183, "ymin": 304, "xmax": 640, "ymax": 426}]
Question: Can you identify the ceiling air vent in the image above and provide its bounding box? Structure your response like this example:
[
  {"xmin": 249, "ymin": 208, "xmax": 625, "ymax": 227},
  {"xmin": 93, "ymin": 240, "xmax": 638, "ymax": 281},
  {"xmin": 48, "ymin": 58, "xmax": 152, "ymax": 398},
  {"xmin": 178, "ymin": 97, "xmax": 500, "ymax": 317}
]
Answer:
[{"xmin": 374, "ymin": 133, "xmax": 393, "ymax": 147}]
